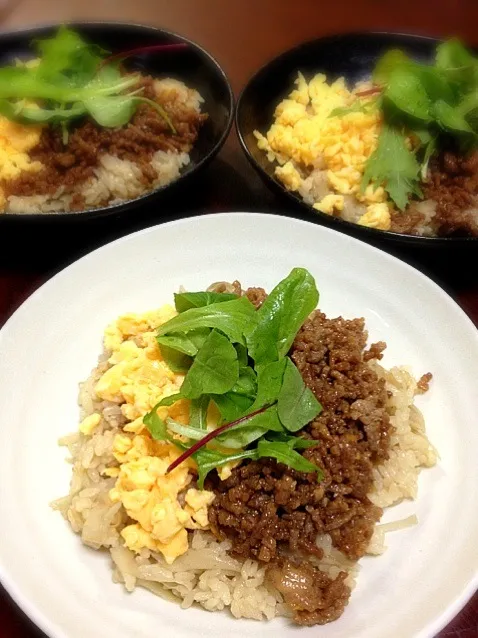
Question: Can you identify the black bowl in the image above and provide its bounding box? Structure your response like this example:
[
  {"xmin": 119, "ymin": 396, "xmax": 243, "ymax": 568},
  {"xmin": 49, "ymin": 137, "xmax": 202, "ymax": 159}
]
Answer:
[
  {"xmin": 236, "ymin": 32, "xmax": 478, "ymax": 250},
  {"xmin": 0, "ymin": 21, "xmax": 234, "ymax": 221}
]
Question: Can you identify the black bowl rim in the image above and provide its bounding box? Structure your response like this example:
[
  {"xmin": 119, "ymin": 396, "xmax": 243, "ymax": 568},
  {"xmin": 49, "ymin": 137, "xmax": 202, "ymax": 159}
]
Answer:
[
  {"xmin": 0, "ymin": 20, "xmax": 235, "ymax": 220},
  {"xmin": 236, "ymin": 30, "xmax": 478, "ymax": 245}
]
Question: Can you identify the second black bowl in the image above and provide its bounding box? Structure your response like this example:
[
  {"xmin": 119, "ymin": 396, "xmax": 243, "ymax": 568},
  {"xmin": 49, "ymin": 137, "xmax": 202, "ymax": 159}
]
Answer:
[
  {"xmin": 0, "ymin": 21, "xmax": 234, "ymax": 222},
  {"xmin": 236, "ymin": 32, "xmax": 478, "ymax": 251}
]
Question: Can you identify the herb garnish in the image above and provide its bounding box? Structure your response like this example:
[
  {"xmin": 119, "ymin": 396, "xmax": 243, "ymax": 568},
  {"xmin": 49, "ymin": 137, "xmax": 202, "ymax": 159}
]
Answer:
[
  {"xmin": 359, "ymin": 39, "xmax": 478, "ymax": 210},
  {"xmin": 0, "ymin": 26, "xmax": 182, "ymax": 131},
  {"xmin": 143, "ymin": 268, "xmax": 324, "ymax": 485}
]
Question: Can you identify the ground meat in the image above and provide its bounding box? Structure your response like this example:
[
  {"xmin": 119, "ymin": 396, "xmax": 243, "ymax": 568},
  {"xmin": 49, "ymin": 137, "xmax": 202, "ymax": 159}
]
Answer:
[
  {"xmin": 208, "ymin": 309, "xmax": 393, "ymax": 624},
  {"xmin": 266, "ymin": 559, "xmax": 350, "ymax": 625},
  {"xmin": 390, "ymin": 207, "xmax": 427, "ymax": 235},
  {"xmin": 416, "ymin": 372, "xmax": 433, "ymax": 394},
  {"xmin": 422, "ymin": 151, "xmax": 478, "ymax": 236},
  {"xmin": 244, "ymin": 286, "xmax": 267, "ymax": 309},
  {"xmin": 390, "ymin": 150, "xmax": 478, "ymax": 237},
  {"xmin": 207, "ymin": 280, "xmax": 243, "ymax": 295},
  {"xmin": 2, "ymin": 75, "xmax": 206, "ymax": 202}
]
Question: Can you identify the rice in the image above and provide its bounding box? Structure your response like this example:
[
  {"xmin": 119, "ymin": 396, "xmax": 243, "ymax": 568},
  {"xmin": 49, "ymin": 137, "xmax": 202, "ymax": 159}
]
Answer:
[
  {"xmin": 4, "ymin": 78, "xmax": 203, "ymax": 215},
  {"xmin": 52, "ymin": 349, "xmax": 437, "ymax": 621}
]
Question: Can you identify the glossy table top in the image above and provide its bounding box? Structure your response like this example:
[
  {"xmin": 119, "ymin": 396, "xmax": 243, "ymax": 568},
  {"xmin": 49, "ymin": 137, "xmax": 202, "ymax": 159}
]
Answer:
[{"xmin": 0, "ymin": 1, "xmax": 477, "ymax": 636}]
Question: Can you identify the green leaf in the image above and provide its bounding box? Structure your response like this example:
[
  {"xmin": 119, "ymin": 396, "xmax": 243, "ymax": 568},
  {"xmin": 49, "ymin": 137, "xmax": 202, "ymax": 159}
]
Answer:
[
  {"xmin": 157, "ymin": 392, "xmax": 184, "ymax": 407},
  {"xmin": 234, "ymin": 343, "xmax": 249, "ymax": 367},
  {"xmin": 181, "ymin": 330, "xmax": 239, "ymax": 399},
  {"xmin": 383, "ymin": 68, "xmax": 432, "ymax": 122},
  {"xmin": 435, "ymin": 38, "xmax": 478, "ymax": 94},
  {"xmin": 420, "ymin": 135, "xmax": 438, "ymax": 180},
  {"xmin": 194, "ymin": 448, "xmax": 257, "ymax": 489},
  {"xmin": 256, "ymin": 439, "xmax": 323, "ymax": 481},
  {"xmin": 433, "ymin": 99, "xmax": 475, "ymax": 135},
  {"xmin": 174, "ymin": 291, "xmax": 238, "ymax": 313},
  {"xmin": 246, "ymin": 268, "xmax": 319, "ymax": 365},
  {"xmin": 190, "ymin": 396, "xmax": 209, "ymax": 429},
  {"xmin": 157, "ymin": 296, "xmax": 257, "ymax": 345},
  {"xmin": 35, "ymin": 26, "xmax": 106, "ymax": 86},
  {"xmin": 0, "ymin": 64, "xmax": 138, "ymax": 103},
  {"xmin": 373, "ymin": 48, "xmax": 412, "ymax": 85},
  {"xmin": 329, "ymin": 98, "xmax": 379, "ymax": 118},
  {"xmin": 83, "ymin": 95, "xmax": 138, "ymax": 128},
  {"xmin": 157, "ymin": 328, "xmax": 210, "ymax": 357},
  {"xmin": 158, "ymin": 345, "xmax": 192, "ymax": 373},
  {"xmin": 166, "ymin": 418, "xmax": 206, "ymax": 441},
  {"xmin": 250, "ymin": 359, "xmax": 287, "ymax": 411},
  {"xmin": 216, "ymin": 405, "xmax": 283, "ymax": 449},
  {"xmin": 362, "ymin": 124, "xmax": 422, "ymax": 210},
  {"xmin": 265, "ymin": 431, "xmax": 319, "ymax": 450},
  {"xmin": 329, "ymin": 101, "xmax": 368, "ymax": 117},
  {"xmin": 0, "ymin": 98, "xmax": 87, "ymax": 124},
  {"xmin": 212, "ymin": 366, "xmax": 257, "ymax": 422},
  {"xmin": 143, "ymin": 405, "xmax": 187, "ymax": 450},
  {"xmin": 277, "ymin": 358, "xmax": 322, "ymax": 431}
]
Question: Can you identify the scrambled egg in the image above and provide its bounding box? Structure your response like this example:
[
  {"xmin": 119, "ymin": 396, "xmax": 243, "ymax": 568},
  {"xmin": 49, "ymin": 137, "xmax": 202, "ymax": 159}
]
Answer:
[
  {"xmin": 254, "ymin": 73, "xmax": 393, "ymax": 231},
  {"xmin": 0, "ymin": 115, "xmax": 43, "ymax": 210},
  {"xmin": 86, "ymin": 306, "xmax": 216, "ymax": 564}
]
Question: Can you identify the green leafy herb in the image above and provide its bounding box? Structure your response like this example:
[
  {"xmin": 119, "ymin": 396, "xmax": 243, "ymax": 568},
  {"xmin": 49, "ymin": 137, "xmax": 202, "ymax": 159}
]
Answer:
[
  {"xmin": 246, "ymin": 268, "xmax": 319, "ymax": 364},
  {"xmin": 180, "ymin": 330, "xmax": 239, "ymax": 399},
  {"xmin": 216, "ymin": 404, "xmax": 284, "ymax": 449},
  {"xmin": 166, "ymin": 418, "xmax": 207, "ymax": 441},
  {"xmin": 157, "ymin": 328, "xmax": 210, "ymax": 357},
  {"xmin": 190, "ymin": 396, "xmax": 209, "ymax": 429},
  {"xmin": 277, "ymin": 358, "xmax": 322, "ymax": 432},
  {"xmin": 143, "ymin": 406, "xmax": 187, "ymax": 450},
  {"xmin": 174, "ymin": 291, "xmax": 238, "ymax": 313},
  {"xmin": 157, "ymin": 345, "xmax": 192, "ymax": 373},
  {"xmin": 234, "ymin": 343, "xmax": 249, "ymax": 367},
  {"xmin": 250, "ymin": 359, "xmax": 287, "ymax": 411},
  {"xmin": 164, "ymin": 404, "xmax": 274, "ymax": 472},
  {"xmin": 194, "ymin": 448, "xmax": 257, "ymax": 489},
  {"xmin": 144, "ymin": 269, "xmax": 325, "ymax": 484},
  {"xmin": 420, "ymin": 134, "xmax": 438, "ymax": 180},
  {"xmin": 383, "ymin": 67, "xmax": 432, "ymax": 122},
  {"xmin": 0, "ymin": 26, "xmax": 178, "ymax": 132},
  {"xmin": 256, "ymin": 439, "xmax": 323, "ymax": 480},
  {"xmin": 373, "ymin": 48, "xmax": 411, "ymax": 85},
  {"xmin": 83, "ymin": 94, "xmax": 174, "ymax": 129},
  {"xmin": 329, "ymin": 99, "xmax": 378, "ymax": 118},
  {"xmin": 265, "ymin": 431, "xmax": 319, "ymax": 450},
  {"xmin": 157, "ymin": 392, "xmax": 190, "ymax": 407},
  {"xmin": 211, "ymin": 366, "xmax": 257, "ymax": 422},
  {"xmin": 157, "ymin": 296, "xmax": 257, "ymax": 346},
  {"xmin": 364, "ymin": 38, "xmax": 478, "ymax": 210},
  {"xmin": 433, "ymin": 99, "xmax": 475, "ymax": 135},
  {"xmin": 361, "ymin": 124, "xmax": 422, "ymax": 210}
]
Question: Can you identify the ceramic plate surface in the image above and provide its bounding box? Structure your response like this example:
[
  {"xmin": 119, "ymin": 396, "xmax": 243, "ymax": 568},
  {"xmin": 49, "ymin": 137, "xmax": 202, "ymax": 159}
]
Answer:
[{"xmin": 0, "ymin": 213, "xmax": 477, "ymax": 638}]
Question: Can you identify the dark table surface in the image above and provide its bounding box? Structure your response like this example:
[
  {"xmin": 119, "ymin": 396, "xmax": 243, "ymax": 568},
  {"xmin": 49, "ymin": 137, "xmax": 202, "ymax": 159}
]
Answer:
[{"xmin": 0, "ymin": 1, "xmax": 477, "ymax": 636}]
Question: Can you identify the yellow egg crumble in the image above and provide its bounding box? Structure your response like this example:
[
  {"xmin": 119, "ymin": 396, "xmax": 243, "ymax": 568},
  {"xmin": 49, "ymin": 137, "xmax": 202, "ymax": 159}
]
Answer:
[
  {"xmin": 0, "ymin": 114, "xmax": 44, "ymax": 210},
  {"xmin": 254, "ymin": 73, "xmax": 393, "ymax": 231},
  {"xmin": 83, "ymin": 305, "xmax": 217, "ymax": 564}
]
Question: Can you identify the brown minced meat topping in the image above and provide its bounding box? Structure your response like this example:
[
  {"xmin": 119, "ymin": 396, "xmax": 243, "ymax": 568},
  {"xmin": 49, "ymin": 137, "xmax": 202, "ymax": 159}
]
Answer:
[
  {"xmin": 390, "ymin": 150, "xmax": 478, "ymax": 236},
  {"xmin": 207, "ymin": 291, "xmax": 393, "ymax": 625},
  {"xmin": 1, "ymin": 76, "xmax": 207, "ymax": 207}
]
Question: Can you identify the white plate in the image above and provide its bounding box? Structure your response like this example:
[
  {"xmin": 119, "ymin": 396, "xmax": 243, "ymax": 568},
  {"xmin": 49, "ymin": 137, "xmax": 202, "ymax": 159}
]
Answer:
[{"xmin": 0, "ymin": 213, "xmax": 477, "ymax": 638}]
